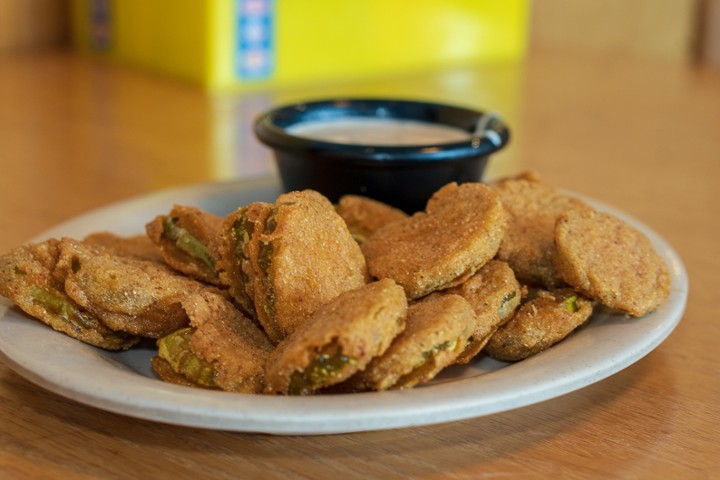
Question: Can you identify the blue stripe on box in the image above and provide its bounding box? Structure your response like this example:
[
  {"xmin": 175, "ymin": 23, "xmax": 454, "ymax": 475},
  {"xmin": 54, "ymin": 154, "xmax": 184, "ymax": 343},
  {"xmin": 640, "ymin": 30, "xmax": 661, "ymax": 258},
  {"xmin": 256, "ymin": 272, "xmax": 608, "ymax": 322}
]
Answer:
[
  {"xmin": 89, "ymin": 0, "xmax": 113, "ymax": 52},
  {"xmin": 235, "ymin": 0, "xmax": 274, "ymax": 81}
]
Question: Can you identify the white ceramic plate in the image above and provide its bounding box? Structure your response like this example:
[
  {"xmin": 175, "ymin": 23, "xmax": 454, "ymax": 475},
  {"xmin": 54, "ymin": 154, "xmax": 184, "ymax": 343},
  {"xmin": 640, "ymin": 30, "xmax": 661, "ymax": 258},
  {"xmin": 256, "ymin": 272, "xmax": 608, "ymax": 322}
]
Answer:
[{"xmin": 0, "ymin": 177, "xmax": 688, "ymax": 435}]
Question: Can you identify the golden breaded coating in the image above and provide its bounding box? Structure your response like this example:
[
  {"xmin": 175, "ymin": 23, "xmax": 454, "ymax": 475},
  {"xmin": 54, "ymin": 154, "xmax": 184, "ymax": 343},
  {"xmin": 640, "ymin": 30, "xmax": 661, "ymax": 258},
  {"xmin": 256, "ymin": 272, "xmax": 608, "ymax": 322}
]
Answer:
[
  {"xmin": 154, "ymin": 289, "xmax": 276, "ymax": 393},
  {"xmin": 152, "ymin": 291, "xmax": 273, "ymax": 391},
  {"xmin": 336, "ymin": 194, "xmax": 408, "ymax": 244},
  {"xmin": 0, "ymin": 239, "xmax": 139, "ymax": 350},
  {"xmin": 183, "ymin": 291, "xmax": 274, "ymax": 393},
  {"xmin": 444, "ymin": 260, "xmax": 523, "ymax": 364},
  {"xmin": 83, "ymin": 232, "xmax": 163, "ymax": 262},
  {"xmin": 263, "ymin": 279, "xmax": 407, "ymax": 395},
  {"xmin": 553, "ymin": 208, "xmax": 671, "ymax": 317},
  {"xmin": 251, "ymin": 190, "xmax": 368, "ymax": 343},
  {"xmin": 344, "ymin": 292, "xmax": 475, "ymax": 391},
  {"xmin": 362, "ymin": 182, "xmax": 507, "ymax": 300},
  {"xmin": 216, "ymin": 201, "xmax": 272, "ymax": 319},
  {"xmin": 492, "ymin": 175, "xmax": 591, "ymax": 288},
  {"xmin": 146, "ymin": 205, "xmax": 223, "ymax": 285},
  {"xmin": 54, "ymin": 238, "xmax": 209, "ymax": 338},
  {"xmin": 485, "ymin": 288, "xmax": 593, "ymax": 361}
]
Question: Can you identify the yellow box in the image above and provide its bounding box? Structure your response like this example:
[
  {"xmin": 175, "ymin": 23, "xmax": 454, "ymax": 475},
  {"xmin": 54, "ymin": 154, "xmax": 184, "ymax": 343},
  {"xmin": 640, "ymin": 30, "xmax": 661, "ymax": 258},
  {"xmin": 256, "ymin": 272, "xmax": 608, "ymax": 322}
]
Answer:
[{"xmin": 71, "ymin": 0, "xmax": 529, "ymax": 90}]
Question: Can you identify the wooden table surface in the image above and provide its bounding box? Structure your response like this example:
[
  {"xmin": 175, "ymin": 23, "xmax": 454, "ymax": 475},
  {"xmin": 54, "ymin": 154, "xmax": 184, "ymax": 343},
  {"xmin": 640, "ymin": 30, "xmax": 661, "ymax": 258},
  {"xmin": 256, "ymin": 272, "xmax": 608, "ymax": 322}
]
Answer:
[{"xmin": 1, "ymin": 48, "xmax": 718, "ymax": 479}]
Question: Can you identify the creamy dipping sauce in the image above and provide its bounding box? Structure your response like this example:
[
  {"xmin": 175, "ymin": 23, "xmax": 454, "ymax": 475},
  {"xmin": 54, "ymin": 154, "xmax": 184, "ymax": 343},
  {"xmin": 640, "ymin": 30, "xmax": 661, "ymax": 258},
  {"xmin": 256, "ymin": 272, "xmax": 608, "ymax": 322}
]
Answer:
[{"xmin": 286, "ymin": 117, "xmax": 471, "ymax": 146}]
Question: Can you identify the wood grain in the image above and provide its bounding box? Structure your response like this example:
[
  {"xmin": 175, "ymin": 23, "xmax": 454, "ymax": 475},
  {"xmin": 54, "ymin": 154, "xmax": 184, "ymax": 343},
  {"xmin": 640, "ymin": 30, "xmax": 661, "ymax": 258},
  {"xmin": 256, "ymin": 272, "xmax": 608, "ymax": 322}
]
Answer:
[{"xmin": 1, "ymin": 48, "xmax": 718, "ymax": 479}]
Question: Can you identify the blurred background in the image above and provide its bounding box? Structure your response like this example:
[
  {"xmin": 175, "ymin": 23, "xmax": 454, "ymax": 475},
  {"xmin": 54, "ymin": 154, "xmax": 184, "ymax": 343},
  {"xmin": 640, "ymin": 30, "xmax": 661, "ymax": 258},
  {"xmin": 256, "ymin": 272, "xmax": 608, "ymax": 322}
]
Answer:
[
  {"xmin": 2, "ymin": 1, "xmax": 717, "ymax": 64},
  {"xmin": 1, "ymin": 0, "xmax": 718, "ymax": 183}
]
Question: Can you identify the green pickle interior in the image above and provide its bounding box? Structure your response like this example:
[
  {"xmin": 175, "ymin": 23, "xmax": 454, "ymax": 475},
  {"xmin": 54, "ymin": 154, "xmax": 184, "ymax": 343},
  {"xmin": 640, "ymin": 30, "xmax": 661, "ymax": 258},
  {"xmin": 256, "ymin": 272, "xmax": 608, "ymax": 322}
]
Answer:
[
  {"xmin": 162, "ymin": 216, "xmax": 216, "ymax": 274},
  {"xmin": 31, "ymin": 286, "xmax": 98, "ymax": 331},
  {"xmin": 257, "ymin": 241, "xmax": 275, "ymax": 321},
  {"xmin": 498, "ymin": 290, "xmax": 518, "ymax": 318},
  {"xmin": 157, "ymin": 327, "xmax": 218, "ymax": 388},
  {"xmin": 394, "ymin": 338, "xmax": 459, "ymax": 389},
  {"xmin": 563, "ymin": 294, "xmax": 580, "ymax": 313},
  {"xmin": 288, "ymin": 344, "xmax": 358, "ymax": 395},
  {"xmin": 231, "ymin": 215, "xmax": 256, "ymax": 316},
  {"xmin": 257, "ymin": 207, "xmax": 281, "ymax": 336}
]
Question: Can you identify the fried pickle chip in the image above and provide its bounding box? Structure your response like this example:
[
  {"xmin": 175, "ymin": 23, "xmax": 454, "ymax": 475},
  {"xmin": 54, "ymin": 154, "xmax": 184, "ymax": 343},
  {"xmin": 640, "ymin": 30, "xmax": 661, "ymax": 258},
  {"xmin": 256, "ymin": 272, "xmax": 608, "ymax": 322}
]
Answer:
[
  {"xmin": 146, "ymin": 205, "xmax": 223, "ymax": 285},
  {"xmin": 485, "ymin": 288, "xmax": 593, "ymax": 361},
  {"xmin": 83, "ymin": 231, "xmax": 163, "ymax": 262},
  {"xmin": 0, "ymin": 239, "xmax": 139, "ymax": 350},
  {"xmin": 249, "ymin": 190, "xmax": 368, "ymax": 343},
  {"xmin": 361, "ymin": 182, "xmax": 507, "ymax": 300},
  {"xmin": 491, "ymin": 174, "xmax": 591, "ymax": 288},
  {"xmin": 336, "ymin": 194, "xmax": 408, "ymax": 244},
  {"xmin": 182, "ymin": 291, "xmax": 274, "ymax": 393},
  {"xmin": 216, "ymin": 201, "xmax": 272, "ymax": 319},
  {"xmin": 553, "ymin": 207, "xmax": 671, "ymax": 317},
  {"xmin": 263, "ymin": 278, "xmax": 407, "ymax": 395},
  {"xmin": 344, "ymin": 292, "xmax": 475, "ymax": 391},
  {"xmin": 54, "ymin": 238, "xmax": 209, "ymax": 338},
  {"xmin": 444, "ymin": 260, "xmax": 523, "ymax": 364}
]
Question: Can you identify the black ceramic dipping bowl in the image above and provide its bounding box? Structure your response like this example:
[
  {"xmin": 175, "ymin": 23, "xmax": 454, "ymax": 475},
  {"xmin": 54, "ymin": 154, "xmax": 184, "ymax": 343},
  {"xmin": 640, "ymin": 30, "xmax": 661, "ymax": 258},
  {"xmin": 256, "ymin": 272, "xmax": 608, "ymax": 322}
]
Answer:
[{"xmin": 254, "ymin": 98, "xmax": 510, "ymax": 213}]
